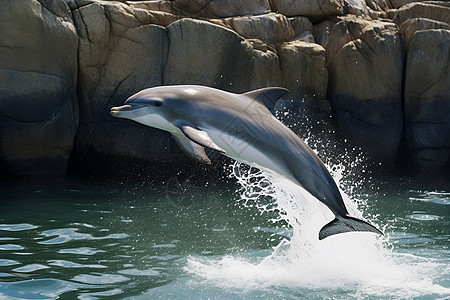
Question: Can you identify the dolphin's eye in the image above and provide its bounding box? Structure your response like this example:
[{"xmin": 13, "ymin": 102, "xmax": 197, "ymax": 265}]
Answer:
[{"xmin": 151, "ymin": 101, "xmax": 163, "ymax": 107}]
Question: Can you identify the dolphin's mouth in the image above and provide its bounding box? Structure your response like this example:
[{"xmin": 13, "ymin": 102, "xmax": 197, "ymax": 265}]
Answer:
[{"xmin": 110, "ymin": 104, "xmax": 137, "ymax": 117}]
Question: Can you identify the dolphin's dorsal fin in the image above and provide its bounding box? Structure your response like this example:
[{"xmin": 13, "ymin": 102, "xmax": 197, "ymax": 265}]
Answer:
[
  {"xmin": 243, "ymin": 87, "xmax": 289, "ymax": 113},
  {"xmin": 175, "ymin": 120, "xmax": 226, "ymax": 154},
  {"xmin": 172, "ymin": 133, "xmax": 212, "ymax": 164}
]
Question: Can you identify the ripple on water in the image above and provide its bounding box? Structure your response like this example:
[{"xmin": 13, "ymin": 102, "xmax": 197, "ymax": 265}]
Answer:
[
  {"xmin": 0, "ymin": 244, "xmax": 24, "ymax": 251},
  {"xmin": 389, "ymin": 232, "xmax": 436, "ymax": 245},
  {"xmin": 78, "ymin": 288, "xmax": 123, "ymax": 299},
  {"xmin": 38, "ymin": 228, "xmax": 91, "ymax": 245},
  {"xmin": 70, "ymin": 223, "xmax": 95, "ymax": 228},
  {"xmin": 12, "ymin": 263, "xmax": 49, "ymax": 273},
  {"xmin": 58, "ymin": 247, "xmax": 106, "ymax": 255},
  {"xmin": 409, "ymin": 191, "xmax": 450, "ymax": 205},
  {"xmin": 117, "ymin": 268, "xmax": 160, "ymax": 276},
  {"xmin": 38, "ymin": 228, "xmax": 129, "ymax": 245},
  {"xmin": 0, "ymin": 223, "xmax": 38, "ymax": 231},
  {"xmin": 47, "ymin": 260, "xmax": 108, "ymax": 269},
  {"xmin": 0, "ymin": 278, "xmax": 90, "ymax": 299},
  {"xmin": 152, "ymin": 244, "xmax": 177, "ymax": 248},
  {"xmin": 406, "ymin": 214, "xmax": 442, "ymax": 221},
  {"xmin": 72, "ymin": 273, "xmax": 130, "ymax": 284},
  {"xmin": 0, "ymin": 259, "xmax": 19, "ymax": 267}
]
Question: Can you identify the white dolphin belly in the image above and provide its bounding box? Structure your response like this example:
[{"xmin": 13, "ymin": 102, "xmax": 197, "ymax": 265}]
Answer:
[
  {"xmin": 205, "ymin": 127, "xmax": 286, "ymax": 176},
  {"xmin": 134, "ymin": 114, "xmax": 180, "ymax": 133}
]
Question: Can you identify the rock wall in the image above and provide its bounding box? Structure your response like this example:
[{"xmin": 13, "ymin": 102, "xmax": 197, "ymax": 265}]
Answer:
[
  {"xmin": 0, "ymin": 0, "xmax": 78, "ymax": 176},
  {"xmin": 403, "ymin": 29, "xmax": 450, "ymax": 171},
  {"xmin": 394, "ymin": 2, "xmax": 450, "ymax": 172},
  {"xmin": 73, "ymin": 2, "xmax": 173, "ymax": 167},
  {"xmin": 325, "ymin": 17, "xmax": 404, "ymax": 162},
  {"xmin": 0, "ymin": 0, "xmax": 449, "ymax": 177}
]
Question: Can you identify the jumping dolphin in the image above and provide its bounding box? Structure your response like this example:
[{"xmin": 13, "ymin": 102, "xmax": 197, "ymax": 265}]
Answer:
[{"xmin": 110, "ymin": 85, "xmax": 382, "ymax": 240}]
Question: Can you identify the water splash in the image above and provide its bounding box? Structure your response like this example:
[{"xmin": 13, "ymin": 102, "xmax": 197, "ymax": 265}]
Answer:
[{"xmin": 186, "ymin": 162, "xmax": 450, "ymax": 298}]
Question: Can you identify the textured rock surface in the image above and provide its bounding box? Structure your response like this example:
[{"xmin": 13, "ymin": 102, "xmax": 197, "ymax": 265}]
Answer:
[
  {"xmin": 2, "ymin": 0, "xmax": 450, "ymax": 177},
  {"xmin": 73, "ymin": 1, "xmax": 179, "ymax": 167},
  {"xmin": 0, "ymin": 0, "xmax": 78, "ymax": 176},
  {"xmin": 399, "ymin": 17, "xmax": 450, "ymax": 46},
  {"xmin": 164, "ymin": 18, "xmax": 288, "ymax": 91},
  {"xmin": 404, "ymin": 29, "xmax": 450, "ymax": 170},
  {"xmin": 278, "ymin": 41, "xmax": 328, "ymax": 101},
  {"xmin": 394, "ymin": 2, "xmax": 450, "ymax": 26},
  {"xmin": 217, "ymin": 13, "xmax": 295, "ymax": 43},
  {"xmin": 343, "ymin": 0, "xmax": 370, "ymax": 17},
  {"xmin": 269, "ymin": 0, "xmax": 344, "ymax": 19},
  {"xmin": 211, "ymin": 13, "xmax": 313, "ymax": 44},
  {"xmin": 313, "ymin": 20, "xmax": 337, "ymax": 48},
  {"xmin": 164, "ymin": 18, "xmax": 254, "ymax": 90},
  {"xmin": 387, "ymin": 0, "xmax": 418, "ymax": 9},
  {"xmin": 290, "ymin": 16, "xmax": 314, "ymax": 39},
  {"xmin": 365, "ymin": 0, "xmax": 391, "ymax": 11},
  {"xmin": 128, "ymin": 0, "xmax": 270, "ymax": 18},
  {"xmin": 326, "ymin": 17, "xmax": 404, "ymax": 162}
]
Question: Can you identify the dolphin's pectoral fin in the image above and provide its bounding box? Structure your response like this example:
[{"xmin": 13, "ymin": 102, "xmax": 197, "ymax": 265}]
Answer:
[
  {"xmin": 318, "ymin": 215, "xmax": 383, "ymax": 240},
  {"xmin": 172, "ymin": 133, "xmax": 211, "ymax": 164},
  {"xmin": 175, "ymin": 120, "xmax": 226, "ymax": 154},
  {"xmin": 243, "ymin": 87, "xmax": 289, "ymax": 114}
]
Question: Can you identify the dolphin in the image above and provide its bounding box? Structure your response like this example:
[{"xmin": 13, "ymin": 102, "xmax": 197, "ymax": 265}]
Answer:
[{"xmin": 110, "ymin": 85, "xmax": 382, "ymax": 240}]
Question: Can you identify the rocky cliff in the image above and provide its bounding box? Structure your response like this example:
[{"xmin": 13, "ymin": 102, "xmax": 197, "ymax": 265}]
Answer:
[{"xmin": 0, "ymin": 0, "xmax": 449, "ymax": 177}]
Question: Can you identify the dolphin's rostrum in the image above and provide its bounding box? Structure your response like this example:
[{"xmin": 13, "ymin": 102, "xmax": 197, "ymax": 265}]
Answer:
[{"xmin": 111, "ymin": 85, "xmax": 382, "ymax": 240}]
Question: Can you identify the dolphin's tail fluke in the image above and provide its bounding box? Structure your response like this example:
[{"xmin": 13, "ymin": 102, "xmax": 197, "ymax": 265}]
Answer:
[{"xmin": 318, "ymin": 215, "xmax": 383, "ymax": 240}]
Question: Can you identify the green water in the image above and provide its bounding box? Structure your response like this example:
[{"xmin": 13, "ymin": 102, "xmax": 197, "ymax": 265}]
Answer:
[{"xmin": 0, "ymin": 169, "xmax": 448, "ymax": 299}]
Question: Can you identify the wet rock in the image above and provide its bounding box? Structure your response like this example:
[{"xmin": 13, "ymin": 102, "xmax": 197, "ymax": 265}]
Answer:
[
  {"xmin": 269, "ymin": 0, "xmax": 344, "ymax": 20},
  {"xmin": 399, "ymin": 17, "xmax": 450, "ymax": 47},
  {"xmin": 278, "ymin": 41, "xmax": 328, "ymax": 102},
  {"xmin": 4, "ymin": 0, "xmax": 449, "ymax": 179},
  {"xmin": 70, "ymin": 0, "xmax": 180, "ymax": 26},
  {"xmin": 248, "ymin": 46, "xmax": 284, "ymax": 91},
  {"xmin": 404, "ymin": 29, "xmax": 450, "ymax": 170},
  {"xmin": 294, "ymin": 31, "xmax": 315, "ymax": 43},
  {"xmin": 163, "ymin": 19, "xmax": 254, "ymax": 91},
  {"xmin": 394, "ymin": 2, "xmax": 450, "ymax": 26},
  {"xmin": 73, "ymin": 1, "xmax": 177, "ymax": 167},
  {"xmin": 343, "ymin": 0, "xmax": 369, "ymax": 17},
  {"xmin": 365, "ymin": 0, "xmax": 390, "ymax": 12},
  {"xmin": 127, "ymin": 0, "xmax": 270, "ymax": 18},
  {"xmin": 164, "ymin": 18, "xmax": 284, "ymax": 92},
  {"xmin": 0, "ymin": 0, "xmax": 78, "ymax": 176},
  {"xmin": 348, "ymin": 0, "xmax": 388, "ymax": 19},
  {"xmin": 388, "ymin": 0, "xmax": 420, "ymax": 9},
  {"xmin": 217, "ymin": 13, "xmax": 294, "ymax": 43},
  {"xmin": 313, "ymin": 20, "xmax": 338, "ymax": 48},
  {"xmin": 165, "ymin": 18, "xmax": 328, "ymax": 97},
  {"xmin": 277, "ymin": 40, "xmax": 332, "ymax": 145},
  {"xmin": 289, "ymin": 16, "xmax": 314, "ymax": 39},
  {"xmin": 326, "ymin": 17, "xmax": 404, "ymax": 163},
  {"xmin": 210, "ymin": 14, "xmax": 313, "ymax": 44}
]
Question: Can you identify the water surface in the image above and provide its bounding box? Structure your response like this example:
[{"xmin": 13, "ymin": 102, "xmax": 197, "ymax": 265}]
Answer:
[{"xmin": 0, "ymin": 165, "xmax": 448, "ymax": 299}]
